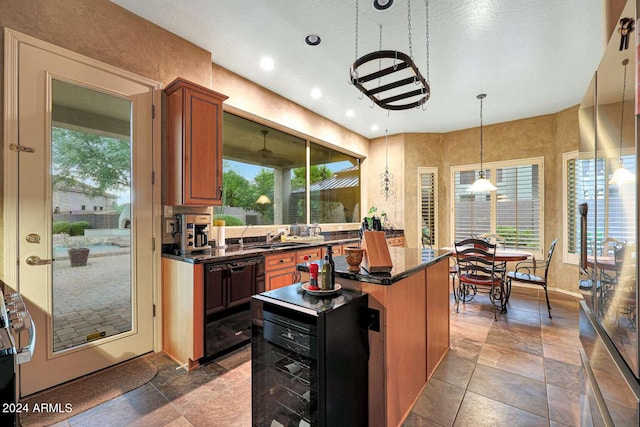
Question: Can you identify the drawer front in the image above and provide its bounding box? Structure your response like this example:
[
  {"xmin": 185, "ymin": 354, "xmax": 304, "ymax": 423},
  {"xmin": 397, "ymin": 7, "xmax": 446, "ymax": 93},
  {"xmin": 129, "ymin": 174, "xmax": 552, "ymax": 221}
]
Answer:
[
  {"xmin": 296, "ymin": 247, "xmax": 322, "ymax": 263},
  {"xmin": 263, "ymin": 319, "xmax": 317, "ymax": 359},
  {"xmin": 264, "ymin": 252, "xmax": 297, "ymax": 271}
]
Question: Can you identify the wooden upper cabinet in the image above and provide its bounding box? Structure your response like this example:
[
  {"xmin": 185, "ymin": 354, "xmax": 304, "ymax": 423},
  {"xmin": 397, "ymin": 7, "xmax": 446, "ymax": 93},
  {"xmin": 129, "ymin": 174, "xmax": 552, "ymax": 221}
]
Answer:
[{"xmin": 164, "ymin": 78, "xmax": 228, "ymax": 206}]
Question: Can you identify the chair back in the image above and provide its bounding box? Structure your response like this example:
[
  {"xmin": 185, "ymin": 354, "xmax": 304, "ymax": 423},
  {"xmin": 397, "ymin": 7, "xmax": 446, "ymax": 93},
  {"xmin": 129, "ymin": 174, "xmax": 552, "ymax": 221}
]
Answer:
[
  {"xmin": 454, "ymin": 238, "xmax": 499, "ymax": 284},
  {"xmin": 478, "ymin": 233, "xmax": 506, "ymax": 248},
  {"xmin": 613, "ymin": 242, "xmax": 626, "ymax": 273},
  {"xmin": 543, "ymin": 239, "xmax": 558, "ymax": 281},
  {"xmin": 601, "ymin": 236, "xmax": 621, "ymax": 256}
]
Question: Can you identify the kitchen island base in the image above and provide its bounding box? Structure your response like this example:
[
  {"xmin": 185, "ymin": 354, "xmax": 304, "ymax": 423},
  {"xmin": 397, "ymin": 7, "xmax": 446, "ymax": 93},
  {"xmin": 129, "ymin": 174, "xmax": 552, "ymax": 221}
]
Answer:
[{"xmin": 297, "ymin": 248, "xmax": 451, "ymax": 426}]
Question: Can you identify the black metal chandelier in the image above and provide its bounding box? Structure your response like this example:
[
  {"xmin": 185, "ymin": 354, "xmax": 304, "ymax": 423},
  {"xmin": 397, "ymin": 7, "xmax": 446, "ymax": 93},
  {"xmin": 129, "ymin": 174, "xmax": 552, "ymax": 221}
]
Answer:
[{"xmin": 349, "ymin": 0, "xmax": 430, "ymax": 111}]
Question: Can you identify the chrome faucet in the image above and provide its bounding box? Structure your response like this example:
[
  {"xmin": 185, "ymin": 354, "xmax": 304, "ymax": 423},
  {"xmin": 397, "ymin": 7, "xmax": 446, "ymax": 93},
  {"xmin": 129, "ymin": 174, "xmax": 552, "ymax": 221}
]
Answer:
[
  {"xmin": 239, "ymin": 224, "xmax": 253, "ymax": 251},
  {"xmin": 266, "ymin": 230, "xmax": 284, "ymax": 243}
]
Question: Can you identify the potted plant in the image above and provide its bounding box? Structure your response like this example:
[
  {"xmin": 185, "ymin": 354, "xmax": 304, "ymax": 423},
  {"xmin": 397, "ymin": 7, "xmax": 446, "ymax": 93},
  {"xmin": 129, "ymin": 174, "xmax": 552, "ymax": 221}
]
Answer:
[
  {"xmin": 68, "ymin": 246, "xmax": 90, "ymax": 267},
  {"xmin": 66, "ymin": 226, "xmax": 92, "ymax": 267}
]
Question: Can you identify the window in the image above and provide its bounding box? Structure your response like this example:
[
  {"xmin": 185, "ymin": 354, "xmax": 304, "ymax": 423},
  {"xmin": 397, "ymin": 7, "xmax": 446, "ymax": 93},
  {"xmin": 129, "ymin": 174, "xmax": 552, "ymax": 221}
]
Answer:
[
  {"xmin": 418, "ymin": 167, "xmax": 438, "ymax": 248},
  {"xmin": 221, "ymin": 112, "xmax": 361, "ymax": 226},
  {"xmin": 308, "ymin": 143, "xmax": 361, "ymax": 224},
  {"xmin": 564, "ymin": 150, "xmax": 636, "ymax": 263},
  {"xmin": 451, "ymin": 158, "xmax": 543, "ymax": 253}
]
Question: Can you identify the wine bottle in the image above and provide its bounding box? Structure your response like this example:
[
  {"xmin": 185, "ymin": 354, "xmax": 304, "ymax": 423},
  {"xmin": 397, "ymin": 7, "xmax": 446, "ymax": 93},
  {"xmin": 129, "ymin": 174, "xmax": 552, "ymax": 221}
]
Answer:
[
  {"xmin": 326, "ymin": 245, "xmax": 335, "ymax": 289},
  {"xmin": 322, "ymin": 254, "xmax": 332, "ymax": 290}
]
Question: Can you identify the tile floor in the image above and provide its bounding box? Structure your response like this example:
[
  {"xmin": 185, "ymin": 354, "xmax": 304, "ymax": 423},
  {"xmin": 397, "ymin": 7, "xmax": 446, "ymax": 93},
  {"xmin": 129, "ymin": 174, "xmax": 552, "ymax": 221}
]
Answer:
[{"xmin": 45, "ymin": 286, "xmax": 583, "ymax": 427}]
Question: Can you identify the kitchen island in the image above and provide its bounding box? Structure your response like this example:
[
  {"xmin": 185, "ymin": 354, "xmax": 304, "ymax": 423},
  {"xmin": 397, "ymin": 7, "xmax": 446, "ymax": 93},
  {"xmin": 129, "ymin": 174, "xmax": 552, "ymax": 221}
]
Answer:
[{"xmin": 297, "ymin": 247, "xmax": 451, "ymax": 427}]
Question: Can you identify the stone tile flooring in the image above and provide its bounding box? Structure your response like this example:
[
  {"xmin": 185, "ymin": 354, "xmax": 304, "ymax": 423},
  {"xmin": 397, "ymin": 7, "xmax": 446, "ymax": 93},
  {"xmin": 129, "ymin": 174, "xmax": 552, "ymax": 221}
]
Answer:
[
  {"xmin": 404, "ymin": 286, "xmax": 584, "ymax": 427},
  {"xmin": 53, "ymin": 253, "xmax": 132, "ymax": 351},
  {"xmin": 45, "ymin": 286, "xmax": 583, "ymax": 426}
]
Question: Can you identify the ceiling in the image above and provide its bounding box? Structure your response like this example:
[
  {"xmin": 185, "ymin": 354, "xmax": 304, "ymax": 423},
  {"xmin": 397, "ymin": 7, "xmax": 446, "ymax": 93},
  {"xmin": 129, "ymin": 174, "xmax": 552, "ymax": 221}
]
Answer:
[{"xmin": 111, "ymin": 0, "xmax": 603, "ymax": 139}]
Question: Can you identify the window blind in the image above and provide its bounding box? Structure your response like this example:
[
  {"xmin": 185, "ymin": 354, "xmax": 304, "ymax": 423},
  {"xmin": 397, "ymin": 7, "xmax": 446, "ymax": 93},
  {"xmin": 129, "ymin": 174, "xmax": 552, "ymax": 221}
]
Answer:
[
  {"xmin": 495, "ymin": 165, "xmax": 540, "ymax": 250},
  {"xmin": 453, "ymin": 170, "xmax": 491, "ymax": 241},
  {"xmin": 452, "ymin": 158, "xmax": 543, "ymax": 251},
  {"xmin": 420, "ymin": 169, "xmax": 436, "ymax": 247}
]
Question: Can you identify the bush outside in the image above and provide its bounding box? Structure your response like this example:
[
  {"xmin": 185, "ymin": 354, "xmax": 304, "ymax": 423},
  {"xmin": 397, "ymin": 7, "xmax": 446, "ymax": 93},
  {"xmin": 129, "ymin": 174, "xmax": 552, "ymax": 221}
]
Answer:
[
  {"xmin": 69, "ymin": 221, "xmax": 91, "ymax": 236},
  {"xmin": 53, "ymin": 221, "xmax": 71, "ymax": 234},
  {"xmin": 214, "ymin": 214, "xmax": 245, "ymax": 226}
]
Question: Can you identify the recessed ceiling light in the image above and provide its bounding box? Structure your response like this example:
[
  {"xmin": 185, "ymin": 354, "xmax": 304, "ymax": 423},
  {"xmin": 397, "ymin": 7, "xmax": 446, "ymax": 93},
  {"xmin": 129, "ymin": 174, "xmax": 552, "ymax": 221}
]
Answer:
[
  {"xmin": 305, "ymin": 34, "xmax": 322, "ymax": 46},
  {"xmin": 310, "ymin": 88, "xmax": 323, "ymax": 99},
  {"xmin": 345, "ymin": 109, "xmax": 355, "ymax": 118},
  {"xmin": 373, "ymin": 0, "xmax": 393, "ymax": 10},
  {"xmin": 371, "ymin": 124, "xmax": 379, "ymax": 132},
  {"xmin": 259, "ymin": 56, "xmax": 274, "ymax": 71}
]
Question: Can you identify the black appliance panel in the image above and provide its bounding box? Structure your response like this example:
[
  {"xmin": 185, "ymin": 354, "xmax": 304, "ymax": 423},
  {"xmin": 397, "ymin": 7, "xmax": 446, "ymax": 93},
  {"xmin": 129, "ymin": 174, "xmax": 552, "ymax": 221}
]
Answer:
[
  {"xmin": 204, "ymin": 257, "xmax": 263, "ymax": 360},
  {"xmin": 252, "ymin": 287, "xmax": 368, "ymax": 427}
]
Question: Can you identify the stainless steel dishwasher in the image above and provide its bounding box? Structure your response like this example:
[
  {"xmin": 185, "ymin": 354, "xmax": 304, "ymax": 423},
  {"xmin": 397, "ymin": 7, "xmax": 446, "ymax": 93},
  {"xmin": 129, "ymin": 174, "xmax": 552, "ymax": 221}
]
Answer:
[{"xmin": 204, "ymin": 256, "xmax": 264, "ymax": 360}]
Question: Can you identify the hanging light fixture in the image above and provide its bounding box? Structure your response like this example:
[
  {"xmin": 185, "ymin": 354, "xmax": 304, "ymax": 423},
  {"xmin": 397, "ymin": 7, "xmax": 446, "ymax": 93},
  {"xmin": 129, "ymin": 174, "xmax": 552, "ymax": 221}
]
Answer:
[
  {"xmin": 609, "ymin": 58, "xmax": 635, "ymax": 185},
  {"xmin": 256, "ymin": 130, "xmax": 272, "ymax": 204},
  {"xmin": 349, "ymin": 0, "xmax": 430, "ymax": 111},
  {"xmin": 380, "ymin": 129, "xmax": 395, "ymax": 199},
  {"xmin": 469, "ymin": 94, "xmax": 497, "ymax": 193}
]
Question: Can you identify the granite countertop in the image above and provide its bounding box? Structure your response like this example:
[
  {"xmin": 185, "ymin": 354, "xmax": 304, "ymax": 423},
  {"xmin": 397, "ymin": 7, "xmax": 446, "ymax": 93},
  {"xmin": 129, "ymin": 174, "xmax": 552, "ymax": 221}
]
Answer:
[
  {"xmin": 296, "ymin": 247, "xmax": 452, "ymax": 285},
  {"xmin": 161, "ymin": 237, "xmax": 362, "ymax": 264}
]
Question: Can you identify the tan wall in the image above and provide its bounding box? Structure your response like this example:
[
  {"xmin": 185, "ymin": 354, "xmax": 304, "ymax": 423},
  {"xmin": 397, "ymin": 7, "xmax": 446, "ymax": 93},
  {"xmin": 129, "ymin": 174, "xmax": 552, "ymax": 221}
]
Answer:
[{"xmin": 366, "ymin": 108, "xmax": 580, "ymax": 292}]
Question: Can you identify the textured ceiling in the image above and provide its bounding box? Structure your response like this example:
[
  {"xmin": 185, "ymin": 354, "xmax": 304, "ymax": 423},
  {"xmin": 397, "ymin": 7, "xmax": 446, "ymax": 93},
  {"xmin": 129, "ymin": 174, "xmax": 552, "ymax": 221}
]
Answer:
[{"xmin": 111, "ymin": 0, "xmax": 603, "ymax": 139}]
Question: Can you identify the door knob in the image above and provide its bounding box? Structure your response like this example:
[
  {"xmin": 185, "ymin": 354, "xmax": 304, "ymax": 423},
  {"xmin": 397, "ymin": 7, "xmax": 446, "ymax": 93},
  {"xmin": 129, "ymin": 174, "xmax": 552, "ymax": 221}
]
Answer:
[{"xmin": 26, "ymin": 256, "xmax": 54, "ymax": 266}]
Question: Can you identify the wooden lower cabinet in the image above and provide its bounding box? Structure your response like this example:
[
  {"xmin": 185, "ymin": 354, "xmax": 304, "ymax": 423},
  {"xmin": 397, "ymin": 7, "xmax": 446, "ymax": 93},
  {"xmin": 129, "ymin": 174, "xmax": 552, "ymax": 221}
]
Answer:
[
  {"xmin": 264, "ymin": 251, "xmax": 297, "ymax": 291},
  {"xmin": 425, "ymin": 257, "xmax": 450, "ymax": 380},
  {"xmin": 162, "ymin": 258, "xmax": 204, "ymax": 369},
  {"xmin": 265, "ymin": 247, "xmax": 324, "ymax": 290},
  {"xmin": 338, "ymin": 256, "xmax": 449, "ymax": 427}
]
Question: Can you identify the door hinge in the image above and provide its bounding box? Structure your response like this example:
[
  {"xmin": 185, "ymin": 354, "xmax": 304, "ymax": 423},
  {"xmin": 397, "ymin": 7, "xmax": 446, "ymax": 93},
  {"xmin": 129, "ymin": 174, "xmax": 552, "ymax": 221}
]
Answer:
[
  {"xmin": 152, "ymin": 171, "xmax": 155, "ymax": 185},
  {"xmin": 152, "ymin": 237, "xmax": 156, "ymax": 251},
  {"xmin": 153, "ymin": 304, "xmax": 156, "ymax": 317},
  {"xmin": 9, "ymin": 143, "xmax": 35, "ymax": 153},
  {"xmin": 152, "ymin": 104, "xmax": 156, "ymax": 118}
]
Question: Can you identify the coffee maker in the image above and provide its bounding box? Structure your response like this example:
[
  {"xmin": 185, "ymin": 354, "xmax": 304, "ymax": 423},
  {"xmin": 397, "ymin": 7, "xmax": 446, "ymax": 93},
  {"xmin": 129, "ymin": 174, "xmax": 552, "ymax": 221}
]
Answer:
[{"xmin": 177, "ymin": 214, "xmax": 211, "ymax": 253}]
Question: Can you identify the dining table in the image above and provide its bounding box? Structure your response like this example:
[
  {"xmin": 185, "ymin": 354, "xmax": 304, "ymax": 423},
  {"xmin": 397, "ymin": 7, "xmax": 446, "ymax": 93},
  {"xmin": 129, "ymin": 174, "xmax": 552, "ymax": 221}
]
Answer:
[{"xmin": 442, "ymin": 246, "xmax": 532, "ymax": 311}]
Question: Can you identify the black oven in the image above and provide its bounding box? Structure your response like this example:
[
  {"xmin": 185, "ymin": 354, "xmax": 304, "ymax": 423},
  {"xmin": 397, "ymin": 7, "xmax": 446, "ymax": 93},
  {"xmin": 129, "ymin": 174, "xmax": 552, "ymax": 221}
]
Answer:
[{"xmin": 0, "ymin": 287, "xmax": 36, "ymax": 426}]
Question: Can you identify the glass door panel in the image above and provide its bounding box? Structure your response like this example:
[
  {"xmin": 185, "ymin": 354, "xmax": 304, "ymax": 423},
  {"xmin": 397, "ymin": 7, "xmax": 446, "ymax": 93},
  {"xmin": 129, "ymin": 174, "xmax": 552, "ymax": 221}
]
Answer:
[{"xmin": 51, "ymin": 79, "xmax": 133, "ymax": 352}]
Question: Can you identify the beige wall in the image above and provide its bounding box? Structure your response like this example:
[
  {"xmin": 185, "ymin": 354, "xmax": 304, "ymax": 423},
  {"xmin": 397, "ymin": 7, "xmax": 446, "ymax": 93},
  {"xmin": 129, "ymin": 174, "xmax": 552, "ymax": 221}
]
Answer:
[{"xmin": 368, "ymin": 107, "xmax": 580, "ymax": 292}]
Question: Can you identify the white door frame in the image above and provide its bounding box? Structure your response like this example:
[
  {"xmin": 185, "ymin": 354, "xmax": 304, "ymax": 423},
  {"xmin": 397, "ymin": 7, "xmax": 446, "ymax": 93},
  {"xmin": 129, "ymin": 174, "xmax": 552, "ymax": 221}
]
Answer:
[{"xmin": 2, "ymin": 28, "xmax": 163, "ymax": 395}]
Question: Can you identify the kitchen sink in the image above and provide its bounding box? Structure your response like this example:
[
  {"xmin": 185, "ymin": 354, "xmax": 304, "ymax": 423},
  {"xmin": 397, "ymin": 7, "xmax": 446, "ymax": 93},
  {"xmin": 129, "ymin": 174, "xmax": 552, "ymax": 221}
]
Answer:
[{"xmin": 250, "ymin": 242, "xmax": 309, "ymax": 249}]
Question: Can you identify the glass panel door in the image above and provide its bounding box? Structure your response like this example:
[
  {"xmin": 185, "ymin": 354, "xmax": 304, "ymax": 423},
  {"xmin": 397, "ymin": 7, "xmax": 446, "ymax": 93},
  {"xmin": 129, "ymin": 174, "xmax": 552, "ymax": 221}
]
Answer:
[{"xmin": 51, "ymin": 79, "xmax": 133, "ymax": 352}]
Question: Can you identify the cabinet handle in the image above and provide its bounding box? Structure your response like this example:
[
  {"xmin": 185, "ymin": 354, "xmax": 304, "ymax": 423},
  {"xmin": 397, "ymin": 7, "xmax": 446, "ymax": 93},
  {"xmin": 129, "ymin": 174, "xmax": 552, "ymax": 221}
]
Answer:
[{"xmin": 218, "ymin": 186, "xmax": 223, "ymax": 199}]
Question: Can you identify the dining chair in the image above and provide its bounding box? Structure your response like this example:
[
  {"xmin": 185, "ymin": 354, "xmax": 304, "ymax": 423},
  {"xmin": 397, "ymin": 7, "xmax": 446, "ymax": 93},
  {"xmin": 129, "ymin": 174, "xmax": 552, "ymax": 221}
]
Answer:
[
  {"xmin": 599, "ymin": 241, "xmax": 630, "ymax": 323},
  {"xmin": 478, "ymin": 233, "xmax": 506, "ymax": 248},
  {"xmin": 454, "ymin": 238, "xmax": 504, "ymax": 319},
  {"xmin": 505, "ymin": 238, "xmax": 557, "ymax": 318},
  {"xmin": 449, "ymin": 258, "xmax": 458, "ymax": 303},
  {"xmin": 600, "ymin": 236, "xmax": 621, "ymax": 256}
]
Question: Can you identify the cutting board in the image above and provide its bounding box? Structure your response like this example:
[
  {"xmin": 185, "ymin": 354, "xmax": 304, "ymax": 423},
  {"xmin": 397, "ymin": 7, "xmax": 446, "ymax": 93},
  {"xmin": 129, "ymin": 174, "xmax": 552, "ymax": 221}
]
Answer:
[{"xmin": 361, "ymin": 231, "xmax": 393, "ymax": 273}]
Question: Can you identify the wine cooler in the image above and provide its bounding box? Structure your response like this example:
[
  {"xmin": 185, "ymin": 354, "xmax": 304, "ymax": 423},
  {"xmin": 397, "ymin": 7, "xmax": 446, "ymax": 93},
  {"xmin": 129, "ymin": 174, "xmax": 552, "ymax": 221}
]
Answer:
[{"xmin": 251, "ymin": 285, "xmax": 368, "ymax": 427}]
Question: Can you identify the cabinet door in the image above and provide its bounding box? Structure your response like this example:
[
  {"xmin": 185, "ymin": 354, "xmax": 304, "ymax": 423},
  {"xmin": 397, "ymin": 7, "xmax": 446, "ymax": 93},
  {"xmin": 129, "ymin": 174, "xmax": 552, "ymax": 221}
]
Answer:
[
  {"xmin": 205, "ymin": 266, "xmax": 226, "ymax": 316},
  {"xmin": 164, "ymin": 78, "xmax": 227, "ymax": 206},
  {"xmin": 227, "ymin": 264, "xmax": 255, "ymax": 308},
  {"xmin": 266, "ymin": 268, "xmax": 297, "ymax": 291},
  {"xmin": 184, "ymin": 87, "xmax": 224, "ymax": 205}
]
